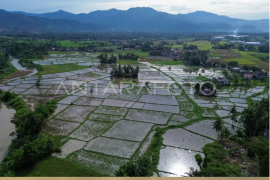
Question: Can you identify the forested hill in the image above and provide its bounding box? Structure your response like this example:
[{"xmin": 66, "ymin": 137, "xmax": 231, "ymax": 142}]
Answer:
[
  {"xmin": 0, "ymin": 7, "xmax": 269, "ymax": 33},
  {"xmin": 0, "ymin": 10, "xmax": 106, "ymax": 32}
]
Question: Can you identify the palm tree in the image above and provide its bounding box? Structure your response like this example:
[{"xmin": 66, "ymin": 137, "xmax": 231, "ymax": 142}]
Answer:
[
  {"xmin": 212, "ymin": 118, "xmax": 224, "ymax": 141},
  {"xmin": 220, "ymin": 127, "xmax": 231, "ymax": 143},
  {"xmin": 229, "ymin": 105, "xmax": 238, "ymax": 134},
  {"xmin": 185, "ymin": 167, "xmax": 197, "ymax": 177}
]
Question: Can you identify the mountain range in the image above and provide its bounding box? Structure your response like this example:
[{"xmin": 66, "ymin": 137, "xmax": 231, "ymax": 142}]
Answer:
[{"xmin": 0, "ymin": 7, "xmax": 268, "ymax": 33}]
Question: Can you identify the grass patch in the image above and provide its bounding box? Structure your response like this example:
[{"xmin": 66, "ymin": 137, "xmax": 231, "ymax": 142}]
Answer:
[
  {"xmin": 224, "ymin": 58, "xmax": 256, "ymax": 65},
  {"xmin": 48, "ymin": 51, "xmax": 76, "ymax": 55},
  {"xmin": 38, "ymin": 64, "xmax": 89, "ymax": 75},
  {"xmin": 56, "ymin": 40, "xmax": 113, "ymax": 48},
  {"xmin": 16, "ymin": 156, "xmax": 104, "ymax": 177},
  {"xmin": 0, "ymin": 61, "xmax": 16, "ymax": 80},
  {"xmin": 151, "ymin": 60, "xmax": 184, "ymax": 66},
  {"xmin": 186, "ymin": 41, "xmax": 213, "ymax": 51}
]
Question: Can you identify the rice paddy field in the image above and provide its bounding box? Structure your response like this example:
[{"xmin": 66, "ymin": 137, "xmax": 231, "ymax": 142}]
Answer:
[{"xmin": 1, "ymin": 48, "xmax": 268, "ymax": 177}]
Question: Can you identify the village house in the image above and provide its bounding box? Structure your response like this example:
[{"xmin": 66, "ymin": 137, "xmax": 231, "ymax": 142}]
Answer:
[
  {"xmin": 232, "ymin": 67, "xmax": 241, "ymax": 72},
  {"xmin": 213, "ymin": 77, "xmax": 230, "ymax": 85},
  {"xmin": 243, "ymin": 71, "xmax": 267, "ymax": 79},
  {"xmin": 253, "ymin": 71, "xmax": 267, "ymax": 79}
]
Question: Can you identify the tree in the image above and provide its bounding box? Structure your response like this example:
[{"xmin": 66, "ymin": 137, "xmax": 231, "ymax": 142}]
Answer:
[
  {"xmin": 212, "ymin": 118, "xmax": 224, "ymax": 141},
  {"xmin": 194, "ymin": 83, "xmax": 200, "ymax": 91},
  {"xmin": 242, "ymin": 65, "xmax": 250, "ymax": 70},
  {"xmin": 222, "ymin": 70, "xmax": 228, "ymax": 78},
  {"xmin": 229, "ymin": 105, "xmax": 237, "ymax": 134},
  {"xmin": 185, "ymin": 167, "xmax": 198, "ymax": 177},
  {"xmin": 220, "ymin": 127, "xmax": 231, "ymax": 143},
  {"xmin": 240, "ymin": 97, "xmax": 269, "ymax": 140},
  {"xmin": 195, "ymin": 154, "xmax": 203, "ymax": 169}
]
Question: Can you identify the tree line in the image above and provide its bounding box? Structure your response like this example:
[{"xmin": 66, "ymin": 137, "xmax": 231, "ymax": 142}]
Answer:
[
  {"xmin": 0, "ymin": 91, "xmax": 60, "ymax": 177},
  {"xmin": 118, "ymin": 52, "xmax": 139, "ymax": 60},
  {"xmin": 110, "ymin": 65, "xmax": 139, "ymax": 78},
  {"xmin": 97, "ymin": 53, "xmax": 118, "ymax": 64}
]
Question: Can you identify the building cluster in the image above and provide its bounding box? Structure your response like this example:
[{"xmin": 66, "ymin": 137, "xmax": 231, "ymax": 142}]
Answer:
[
  {"xmin": 213, "ymin": 77, "xmax": 230, "ymax": 86},
  {"xmin": 232, "ymin": 68, "xmax": 268, "ymax": 79},
  {"xmin": 210, "ymin": 35, "xmax": 262, "ymax": 46}
]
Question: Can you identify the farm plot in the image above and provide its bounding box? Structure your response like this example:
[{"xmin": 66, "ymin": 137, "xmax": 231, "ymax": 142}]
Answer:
[
  {"xmin": 125, "ymin": 109, "xmax": 171, "ymax": 124},
  {"xmin": 215, "ymin": 110, "xmax": 230, "ymax": 117},
  {"xmin": 131, "ymin": 102, "xmax": 145, "ymax": 109},
  {"xmin": 102, "ymin": 99, "xmax": 129, "ymax": 107},
  {"xmin": 9, "ymin": 88, "xmax": 27, "ymax": 94},
  {"xmin": 201, "ymin": 108, "xmax": 218, "ymax": 117},
  {"xmin": 69, "ymin": 120, "xmax": 112, "ymax": 141},
  {"xmin": 142, "ymin": 104, "xmax": 180, "ymax": 113},
  {"xmin": 180, "ymin": 111, "xmax": 197, "ymax": 119},
  {"xmin": 109, "ymin": 94, "xmax": 141, "ymax": 101},
  {"xmin": 67, "ymin": 150, "xmax": 128, "ymax": 176},
  {"xmin": 179, "ymin": 102, "xmax": 194, "ymax": 111},
  {"xmin": 55, "ymin": 105, "xmax": 96, "ymax": 123},
  {"xmin": 103, "ymin": 120, "xmax": 153, "ymax": 141},
  {"xmin": 185, "ymin": 120, "xmax": 218, "ymax": 139},
  {"xmin": 94, "ymin": 106, "xmax": 127, "ymax": 115},
  {"xmin": 138, "ymin": 95, "xmax": 179, "ymax": 105},
  {"xmin": 157, "ymin": 146, "xmax": 203, "ymax": 176},
  {"xmin": 74, "ymin": 91, "xmax": 111, "ymax": 99},
  {"xmin": 162, "ymin": 128, "xmax": 213, "ymax": 151},
  {"xmin": 88, "ymin": 114, "xmax": 123, "ymax": 122},
  {"xmin": 84, "ymin": 137, "xmax": 140, "ymax": 158},
  {"xmin": 16, "ymin": 84, "xmax": 35, "ymax": 89},
  {"xmin": 228, "ymin": 98, "xmax": 247, "ymax": 103},
  {"xmin": 74, "ymin": 97, "xmax": 103, "ymax": 106},
  {"xmin": 175, "ymin": 95, "xmax": 188, "ymax": 101},
  {"xmin": 170, "ymin": 114, "xmax": 190, "ymax": 124},
  {"xmin": 43, "ymin": 119, "xmax": 80, "ymax": 136},
  {"xmin": 51, "ymin": 104, "xmax": 69, "ymax": 116},
  {"xmin": 55, "ymin": 139, "xmax": 87, "ymax": 158},
  {"xmin": 58, "ymin": 96, "xmax": 80, "ymax": 104},
  {"xmin": 21, "ymin": 88, "xmax": 49, "ymax": 95}
]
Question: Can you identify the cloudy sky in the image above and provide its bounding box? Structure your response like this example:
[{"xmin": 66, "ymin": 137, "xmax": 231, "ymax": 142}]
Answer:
[{"xmin": 1, "ymin": 0, "xmax": 269, "ymax": 20}]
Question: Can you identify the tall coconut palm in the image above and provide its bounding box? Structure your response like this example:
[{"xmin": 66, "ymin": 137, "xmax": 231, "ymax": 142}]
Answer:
[
  {"xmin": 229, "ymin": 105, "xmax": 238, "ymax": 134},
  {"xmin": 212, "ymin": 118, "xmax": 224, "ymax": 141},
  {"xmin": 220, "ymin": 127, "xmax": 231, "ymax": 143}
]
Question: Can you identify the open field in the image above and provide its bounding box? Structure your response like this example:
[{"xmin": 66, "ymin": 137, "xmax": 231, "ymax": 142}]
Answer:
[
  {"xmin": 38, "ymin": 64, "xmax": 89, "ymax": 75},
  {"xmin": 1, "ymin": 33, "xmax": 268, "ymax": 178}
]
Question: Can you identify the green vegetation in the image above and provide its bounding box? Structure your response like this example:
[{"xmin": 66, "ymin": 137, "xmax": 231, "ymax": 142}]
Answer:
[
  {"xmin": 118, "ymin": 52, "xmax": 139, "ymax": 60},
  {"xmin": 97, "ymin": 53, "xmax": 118, "ymax": 64},
  {"xmin": 0, "ymin": 61, "xmax": 16, "ymax": 80},
  {"xmin": 114, "ymin": 156, "xmax": 150, "ymax": 177},
  {"xmin": 0, "ymin": 90, "xmax": 59, "ymax": 177},
  {"xmin": 19, "ymin": 59, "xmax": 44, "ymax": 72},
  {"xmin": 16, "ymin": 156, "xmax": 103, "ymax": 177},
  {"xmin": 188, "ymin": 97, "xmax": 269, "ymax": 177},
  {"xmin": 111, "ymin": 65, "xmax": 139, "ymax": 78},
  {"xmin": 48, "ymin": 51, "xmax": 76, "ymax": 55},
  {"xmin": 38, "ymin": 64, "xmax": 89, "ymax": 75},
  {"xmin": 0, "ymin": 53, "xmax": 16, "ymax": 80},
  {"xmin": 151, "ymin": 60, "xmax": 184, "ymax": 66},
  {"xmin": 56, "ymin": 40, "xmax": 112, "ymax": 48}
]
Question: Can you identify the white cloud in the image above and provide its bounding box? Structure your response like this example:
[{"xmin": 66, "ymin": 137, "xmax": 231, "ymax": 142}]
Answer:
[{"xmin": 0, "ymin": 0, "xmax": 268, "ymax": 19}]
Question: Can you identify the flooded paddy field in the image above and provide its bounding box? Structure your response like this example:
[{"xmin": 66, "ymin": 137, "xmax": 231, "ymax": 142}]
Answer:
[{"xmin": 0, "ymin": 52, "xmax": 268, "ymax": 177}]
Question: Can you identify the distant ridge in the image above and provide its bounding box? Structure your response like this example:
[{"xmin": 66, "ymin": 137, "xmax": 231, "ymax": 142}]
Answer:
[{"xmin": 0, "ymin": 7, "xmax": 267, "ymax": 33}]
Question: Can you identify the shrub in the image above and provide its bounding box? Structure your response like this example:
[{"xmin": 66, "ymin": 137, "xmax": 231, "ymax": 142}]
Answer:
[{"xmin": 114, "ymin": 156, "xmax": 150, "ymax": 177}]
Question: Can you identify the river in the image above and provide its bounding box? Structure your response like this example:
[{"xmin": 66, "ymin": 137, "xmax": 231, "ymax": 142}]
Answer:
[{"xmin": 0, "ymin": 102, "xmax": 16, "ymax": 163}]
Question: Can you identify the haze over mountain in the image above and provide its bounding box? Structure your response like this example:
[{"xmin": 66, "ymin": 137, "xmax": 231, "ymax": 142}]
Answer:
[{"xmin": 0, "ymin": 7, "xmax": 268, "ymax": 33}]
